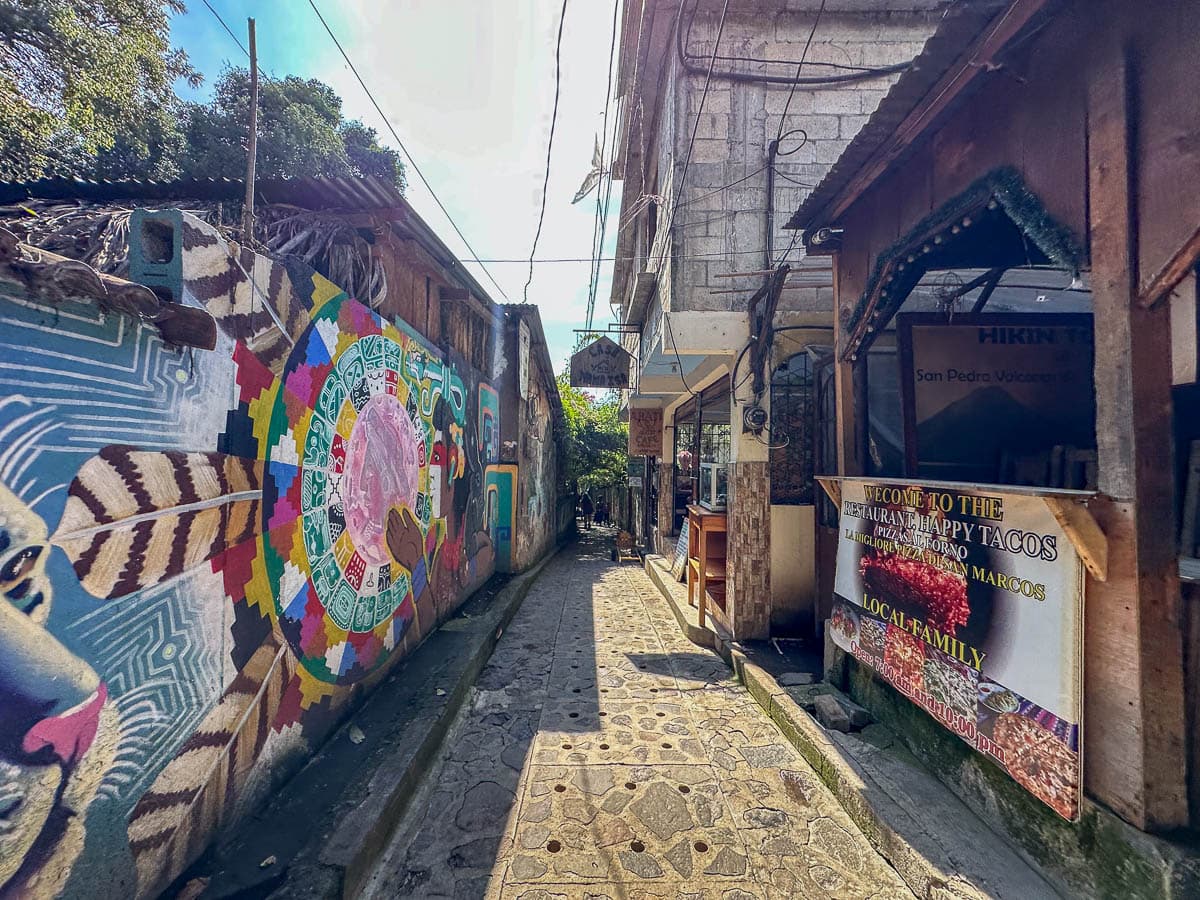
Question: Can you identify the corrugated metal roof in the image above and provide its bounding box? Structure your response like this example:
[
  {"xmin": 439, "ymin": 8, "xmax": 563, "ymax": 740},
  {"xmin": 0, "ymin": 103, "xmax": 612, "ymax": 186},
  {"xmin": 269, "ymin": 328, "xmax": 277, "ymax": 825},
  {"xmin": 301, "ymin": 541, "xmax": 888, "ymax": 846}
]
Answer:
[
  {"xmin": 784, "ymin": 0, "xmax": 1012, "ymax": 231},
  {"xmin": 0, "ymin": 174, "xmax": 406, "ymax": 210}
]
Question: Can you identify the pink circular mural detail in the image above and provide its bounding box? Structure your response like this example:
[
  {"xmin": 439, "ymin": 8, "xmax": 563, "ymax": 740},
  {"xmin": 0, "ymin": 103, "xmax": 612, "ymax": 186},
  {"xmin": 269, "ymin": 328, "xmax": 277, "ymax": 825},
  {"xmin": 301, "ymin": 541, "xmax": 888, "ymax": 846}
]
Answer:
[{"xmin": 343, "ymin": 393, "xmax": 420, "ymax": 565}]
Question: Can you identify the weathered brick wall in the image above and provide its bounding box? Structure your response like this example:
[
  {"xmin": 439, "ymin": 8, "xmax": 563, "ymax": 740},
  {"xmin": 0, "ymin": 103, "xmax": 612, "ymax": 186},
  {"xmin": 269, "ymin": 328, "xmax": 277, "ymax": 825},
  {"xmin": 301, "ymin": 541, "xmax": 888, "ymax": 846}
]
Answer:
[{"xmin": 728, "ymin": 460, "xmax": 771, "ymax": 639}]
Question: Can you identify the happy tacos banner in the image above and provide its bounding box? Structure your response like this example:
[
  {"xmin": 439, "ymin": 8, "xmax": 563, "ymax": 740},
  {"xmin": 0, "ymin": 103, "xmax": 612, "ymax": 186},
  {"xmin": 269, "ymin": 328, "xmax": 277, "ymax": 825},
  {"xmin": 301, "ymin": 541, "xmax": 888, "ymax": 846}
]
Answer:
[{"xmin": 828, "ymin": 477, "xmax": 1084, "ymax": 820}]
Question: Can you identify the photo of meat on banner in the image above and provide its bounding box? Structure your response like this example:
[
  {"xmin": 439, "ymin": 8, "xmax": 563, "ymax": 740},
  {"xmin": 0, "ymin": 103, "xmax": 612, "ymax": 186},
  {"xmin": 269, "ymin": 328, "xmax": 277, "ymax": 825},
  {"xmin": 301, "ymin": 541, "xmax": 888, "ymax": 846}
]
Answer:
[{"xmin": 826, "ymin": 478, "xmax": 1084, "ymax": 821}]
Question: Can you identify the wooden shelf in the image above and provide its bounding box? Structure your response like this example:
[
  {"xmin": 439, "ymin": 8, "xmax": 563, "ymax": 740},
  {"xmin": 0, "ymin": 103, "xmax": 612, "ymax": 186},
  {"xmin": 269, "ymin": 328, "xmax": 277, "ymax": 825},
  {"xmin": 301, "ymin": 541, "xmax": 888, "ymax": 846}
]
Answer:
[{"xmin": 687, "ymin": 505, "xmax": 729, "ymax": 632}]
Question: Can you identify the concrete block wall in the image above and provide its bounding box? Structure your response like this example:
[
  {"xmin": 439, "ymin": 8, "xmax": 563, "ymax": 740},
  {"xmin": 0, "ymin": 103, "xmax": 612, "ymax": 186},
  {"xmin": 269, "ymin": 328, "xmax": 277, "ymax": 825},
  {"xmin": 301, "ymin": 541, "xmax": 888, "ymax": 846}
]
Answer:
[{"xmin": 666, "ymin": 4, "xmax": 941, "ymax": 315}]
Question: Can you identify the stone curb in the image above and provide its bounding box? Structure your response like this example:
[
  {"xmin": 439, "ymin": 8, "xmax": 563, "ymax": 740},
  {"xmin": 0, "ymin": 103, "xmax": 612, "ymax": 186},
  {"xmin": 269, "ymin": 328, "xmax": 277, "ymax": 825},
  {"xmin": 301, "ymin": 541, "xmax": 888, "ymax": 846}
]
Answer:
[
  {"xmin": 329, "ymin": 546, "xmax": 564, "ymax": 900},
  {"xmin": 644, "ymin": 554, "xmax": 716, "ymax": 649},
  {"xmin": 193, "ymin": 541, "xmax": 569, "ymax": 900},
  {"xmin": 642, "ymin": 557, "xmax": 1056, "ymax": 900},
  {"xmin": 734, "ymin": 657, "xmax": 1003, "ymax": 900}
]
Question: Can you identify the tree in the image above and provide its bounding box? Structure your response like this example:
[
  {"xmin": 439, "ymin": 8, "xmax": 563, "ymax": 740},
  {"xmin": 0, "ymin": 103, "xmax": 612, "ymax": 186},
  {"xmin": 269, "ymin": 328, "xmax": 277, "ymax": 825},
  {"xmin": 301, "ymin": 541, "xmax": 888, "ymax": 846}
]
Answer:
[
  {"xmin": 0, "ymin": 0, "xmax": 198, "ymax": 180},
  {"xmin": 178, "ymin": 69, "xmax": 405, "ymax": 190},
  {"xmin": 557, "ymin": 374, "xmax": 628, "ymax": 495}
]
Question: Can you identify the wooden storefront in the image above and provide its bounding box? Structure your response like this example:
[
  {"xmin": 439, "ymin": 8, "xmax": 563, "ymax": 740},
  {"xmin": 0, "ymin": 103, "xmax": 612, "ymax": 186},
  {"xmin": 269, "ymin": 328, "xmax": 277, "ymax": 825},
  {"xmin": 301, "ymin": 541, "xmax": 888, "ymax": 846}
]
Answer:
[{"xmin": 791, "ymin": 0, "xmax": 1200, "ymax": 835}]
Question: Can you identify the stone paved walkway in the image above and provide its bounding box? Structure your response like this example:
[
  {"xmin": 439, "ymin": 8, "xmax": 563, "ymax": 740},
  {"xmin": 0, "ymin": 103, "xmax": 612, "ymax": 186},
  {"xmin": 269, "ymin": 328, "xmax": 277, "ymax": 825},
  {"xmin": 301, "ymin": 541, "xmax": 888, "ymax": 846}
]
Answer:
[{"xmin": 363, "ymin": 531, "xmax": 913, "ymax": 900}]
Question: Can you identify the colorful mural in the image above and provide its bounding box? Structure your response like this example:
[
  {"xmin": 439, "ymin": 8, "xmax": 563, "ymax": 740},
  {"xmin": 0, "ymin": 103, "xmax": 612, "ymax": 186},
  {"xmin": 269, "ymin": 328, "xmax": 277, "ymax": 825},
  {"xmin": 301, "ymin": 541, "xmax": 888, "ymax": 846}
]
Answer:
[
  {"xmin": 484, "ymin": 464, "xmax": 516, "ymax": 572},
  {"xmin": 0, "ymin": 213, "xmax": 498, "ymax": 898},
  {"xmin": 479, "ymin": 383, "xmax": 500, "ymax": 465}
]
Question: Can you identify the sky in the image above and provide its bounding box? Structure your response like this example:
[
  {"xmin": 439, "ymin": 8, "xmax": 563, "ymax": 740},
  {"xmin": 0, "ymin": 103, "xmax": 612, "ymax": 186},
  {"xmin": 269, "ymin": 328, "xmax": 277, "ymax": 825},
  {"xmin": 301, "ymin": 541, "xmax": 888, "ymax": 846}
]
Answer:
[{"xmin": 170, "ymin": 0, "xmax": 624, "ymax": 373}]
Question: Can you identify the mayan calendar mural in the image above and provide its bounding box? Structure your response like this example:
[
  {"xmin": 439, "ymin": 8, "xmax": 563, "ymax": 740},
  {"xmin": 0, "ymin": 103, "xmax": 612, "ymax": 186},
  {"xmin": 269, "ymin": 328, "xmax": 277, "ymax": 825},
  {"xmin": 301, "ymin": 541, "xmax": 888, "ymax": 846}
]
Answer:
[{"xmin": 0, "ymin": 213, "xmax": 496, "ymax": 898}]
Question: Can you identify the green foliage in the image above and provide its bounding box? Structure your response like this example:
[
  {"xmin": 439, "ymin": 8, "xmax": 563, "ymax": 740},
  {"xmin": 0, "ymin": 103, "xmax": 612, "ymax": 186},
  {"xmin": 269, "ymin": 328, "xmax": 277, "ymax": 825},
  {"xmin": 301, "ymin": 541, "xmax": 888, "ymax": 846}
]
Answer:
[
  {"xmin": 556, "ymin": 373, "xmax": 628, "ymax": 494},
  {"xmin": 0, "ymin": 0, "xmax": 197, "ymax": 180},
  {"xmin": 0, "ymin": 3, "xmax": 406, "ymax": 191},
  {"xmin": 179, "ymin": 69, "xmax": 405, "ymax": 190}
]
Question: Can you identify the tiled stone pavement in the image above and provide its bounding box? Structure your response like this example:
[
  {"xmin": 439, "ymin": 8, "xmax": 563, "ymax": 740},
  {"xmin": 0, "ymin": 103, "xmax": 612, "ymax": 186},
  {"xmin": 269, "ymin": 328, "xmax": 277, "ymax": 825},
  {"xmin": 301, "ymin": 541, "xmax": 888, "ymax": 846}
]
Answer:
[{"xmin": 363, "ymin": 532, "xmax": 913, "ymax": 900}]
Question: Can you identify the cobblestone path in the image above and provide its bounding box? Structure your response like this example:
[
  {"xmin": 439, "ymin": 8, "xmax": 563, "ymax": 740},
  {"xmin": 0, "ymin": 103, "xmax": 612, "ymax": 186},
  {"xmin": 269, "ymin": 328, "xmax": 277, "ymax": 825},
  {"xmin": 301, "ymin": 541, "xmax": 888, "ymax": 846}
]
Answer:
[{"xmin": 364, "ymin": 532, "xmax": 912, "ymax": 900}]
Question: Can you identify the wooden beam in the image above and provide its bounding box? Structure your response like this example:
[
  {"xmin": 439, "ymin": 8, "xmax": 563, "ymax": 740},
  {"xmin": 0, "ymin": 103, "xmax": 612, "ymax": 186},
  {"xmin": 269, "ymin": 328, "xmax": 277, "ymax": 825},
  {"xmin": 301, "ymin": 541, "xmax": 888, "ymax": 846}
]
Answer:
[
  {"xmin": 822, "ymin": 0, "xmax": 1052, "ymax": 225},
  {"xmin": 1086, "ymin": 41, "xmax": 1189, "ymax": 830},
  {"xmin": 816, "ymin": 477, "xmax": 841, "ymax": 508},
  {"xmin": 1044, "ymin": 497, "xmax": 1108, "ymax": 581},
  {"xmin": 970, "ymin": 268, "xmax": 1004, "ymax": 313},
  {"xmin": 1137, "ymin": 222, "xmax": 1200, "ymax": 309}
]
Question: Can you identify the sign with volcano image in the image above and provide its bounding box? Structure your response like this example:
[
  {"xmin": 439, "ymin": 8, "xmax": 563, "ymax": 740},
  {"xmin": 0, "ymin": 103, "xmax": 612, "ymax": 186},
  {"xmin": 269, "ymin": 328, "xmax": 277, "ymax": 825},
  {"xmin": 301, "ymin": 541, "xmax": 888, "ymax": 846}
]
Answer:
[
  {"xmin": 827, "ymin": 477, "xmax": 1085, "ymax": 820},
  {"xmin": 897, "ymin": 313, "xmax": 1094, "ymax": 484}
]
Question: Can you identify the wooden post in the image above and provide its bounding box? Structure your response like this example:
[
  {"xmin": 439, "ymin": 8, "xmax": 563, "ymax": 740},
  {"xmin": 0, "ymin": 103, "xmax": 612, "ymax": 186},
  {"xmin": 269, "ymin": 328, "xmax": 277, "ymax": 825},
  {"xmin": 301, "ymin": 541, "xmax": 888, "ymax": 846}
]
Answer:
[
  {"xmin": 833, "ymin": 253, "xmax": 866, "ymax": 476},
  {"xmin": 242, "ymin": 18, "xmax": 259, "ymax": 242},
  {"xmin": 1086, "ymin": 39, "xmax": 1189, "ymax": 830}
]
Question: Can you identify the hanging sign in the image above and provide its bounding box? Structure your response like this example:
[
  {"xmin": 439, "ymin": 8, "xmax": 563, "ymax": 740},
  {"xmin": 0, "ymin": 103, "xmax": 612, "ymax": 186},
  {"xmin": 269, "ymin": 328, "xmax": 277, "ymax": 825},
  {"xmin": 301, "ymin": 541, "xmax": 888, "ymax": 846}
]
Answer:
[
  {"xmin": 570, "ymin": 336, "xmax": 631, "ymax": 389},
  {"xmin": 628, "ymin": 406, "xmax": 664, "ymax": 457},
  {"xmin": 823, "ymin": 476, "xmax": 1085, "ymax": 821}
]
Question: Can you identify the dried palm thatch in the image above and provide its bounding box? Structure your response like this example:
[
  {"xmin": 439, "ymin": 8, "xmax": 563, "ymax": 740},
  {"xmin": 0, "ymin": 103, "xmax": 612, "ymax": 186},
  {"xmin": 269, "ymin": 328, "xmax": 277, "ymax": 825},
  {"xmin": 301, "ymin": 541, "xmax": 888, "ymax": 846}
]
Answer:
[
  {"xmin": 255, "ymin": 205, "xmax": 386, "ymax": 309},
  {"xmin": 0, "ymin": 200, "xmax": 224, "ymax": 277},
  {"xmin": 0, "ymin": 200, "xmax": 387, "ymax": 308}
]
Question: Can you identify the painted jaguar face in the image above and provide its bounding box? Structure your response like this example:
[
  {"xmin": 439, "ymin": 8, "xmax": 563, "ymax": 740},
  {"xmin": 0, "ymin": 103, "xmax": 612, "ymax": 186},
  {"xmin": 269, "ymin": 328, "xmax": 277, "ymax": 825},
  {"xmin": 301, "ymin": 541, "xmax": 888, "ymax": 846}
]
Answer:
[{"xmin": 0, "ymin": 483, "xmax": 116, "ymax": 896}]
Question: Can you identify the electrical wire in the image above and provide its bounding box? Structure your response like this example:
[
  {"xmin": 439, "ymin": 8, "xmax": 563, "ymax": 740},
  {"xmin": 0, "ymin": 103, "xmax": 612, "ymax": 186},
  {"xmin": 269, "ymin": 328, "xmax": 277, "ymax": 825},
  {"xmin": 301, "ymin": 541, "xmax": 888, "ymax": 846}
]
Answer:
[
  {"xmin": 201, "ymin": 0, "xmax": 249, "ymax": 58},
  {"xmin": 307, "ymin": 0, "xmax": 509, "ymax": 300},
  {"xmin": 775, "ymin": 0, "xmax": 828, "ymax": 146},
  {"xmin": 664, "ymin": 311, "xmax": 699, "ymax": 400},
  {"xmin": 656, "ymin": 0, "xmax": 731, "ymax": 272},
  {"xmin": 772, "ymin": 167, "xmax": 815, "ymax": 188},
  {"xmin": 774, "ymin": 228, "xmax": 803, "ymax": 268},
  {"xmin": 526, "ymin": 0, "xmax": 571, "ymax": 302},
  {"xmin": 472, "ymin": 246, "xmax": 803, "ymax": 264},
  {"xmin": 679, "ymin": 0, "xmax": 910, "ymax": 87},
  {"xmin": 586, "ymin": 0, "xmax": 621, "ymax": 331}
]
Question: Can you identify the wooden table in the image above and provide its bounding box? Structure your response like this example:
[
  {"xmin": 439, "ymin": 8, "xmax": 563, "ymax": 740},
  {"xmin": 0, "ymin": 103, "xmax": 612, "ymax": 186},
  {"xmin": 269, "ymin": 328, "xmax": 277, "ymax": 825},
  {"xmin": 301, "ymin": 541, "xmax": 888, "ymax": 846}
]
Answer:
[{"xmin": 686, "ymin": 504, "xmax": 727, "ymax": 630}]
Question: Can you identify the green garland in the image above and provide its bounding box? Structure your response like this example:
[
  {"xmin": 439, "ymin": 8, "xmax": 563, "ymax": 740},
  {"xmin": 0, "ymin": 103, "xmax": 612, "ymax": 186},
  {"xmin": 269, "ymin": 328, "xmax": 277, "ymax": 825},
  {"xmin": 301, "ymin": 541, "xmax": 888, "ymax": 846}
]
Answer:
[{"xmin": 846, "ymin": 166, "xmax": 1085, "ymax": 339}]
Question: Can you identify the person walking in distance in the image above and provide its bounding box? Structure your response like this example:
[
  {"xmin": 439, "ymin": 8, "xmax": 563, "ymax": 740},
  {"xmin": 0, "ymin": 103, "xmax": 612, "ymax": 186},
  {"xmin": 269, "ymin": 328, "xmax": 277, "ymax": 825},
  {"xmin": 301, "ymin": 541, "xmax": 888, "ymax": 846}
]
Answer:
[{"xmin": 580, "ymin": 492, "xmax": 594, "ymax": 530}]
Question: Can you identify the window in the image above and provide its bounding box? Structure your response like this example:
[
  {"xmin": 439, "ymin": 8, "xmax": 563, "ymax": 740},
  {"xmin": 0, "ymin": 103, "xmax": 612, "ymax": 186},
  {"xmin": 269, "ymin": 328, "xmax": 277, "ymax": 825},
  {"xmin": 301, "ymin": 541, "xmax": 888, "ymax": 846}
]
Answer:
[
  {"xmin": 770, "ymin": 352, "xmax": 815, "ymax": 504},
  {"xmin": 669, "ymin": 377, "xmax": 732, "ymax": 527}
]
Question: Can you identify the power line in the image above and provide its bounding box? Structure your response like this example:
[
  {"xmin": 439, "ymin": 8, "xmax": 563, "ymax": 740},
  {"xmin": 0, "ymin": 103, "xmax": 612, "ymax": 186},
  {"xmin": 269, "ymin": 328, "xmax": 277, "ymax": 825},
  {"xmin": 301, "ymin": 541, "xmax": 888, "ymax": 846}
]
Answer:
[
  {"xmin": 200, "ymin": 0, "xmax": 249, "ymax": 58},
  {"xmin": 475, "ymin": 246, "xmax": 805, "ymax": 264},
  {"xmin": 775, "ymin": 0, "xmax": 828, "ymax": 146},
  {"xmin": 307, "ymin": 0, "xmax": 509, "ymax": 300},
  {"xmin": 586, "ymin": 0, "xmax": 621, "ymax": 330},
  {"xmin": 525, "ymin": 0, "xmax": 571, "ymax": 302},
  {"xmin": 656, "ymin": 0, "xmax": 731, "ymax": 271}
]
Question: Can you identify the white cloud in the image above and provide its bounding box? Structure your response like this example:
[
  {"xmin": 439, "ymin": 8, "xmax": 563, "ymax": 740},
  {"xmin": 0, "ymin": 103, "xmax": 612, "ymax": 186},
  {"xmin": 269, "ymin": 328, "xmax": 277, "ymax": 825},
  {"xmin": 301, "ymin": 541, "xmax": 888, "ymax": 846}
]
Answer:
[{"xmin": 303, "ymin": 0, "xmax": 625, "ymax": 369}]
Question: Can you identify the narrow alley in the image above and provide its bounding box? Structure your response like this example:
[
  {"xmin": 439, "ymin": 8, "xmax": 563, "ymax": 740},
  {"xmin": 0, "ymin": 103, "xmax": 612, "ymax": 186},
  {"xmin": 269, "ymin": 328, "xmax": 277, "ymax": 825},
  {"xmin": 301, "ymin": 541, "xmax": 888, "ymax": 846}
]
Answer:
[{"xmin": 363, "ymin": 531, "xmax": 911, "ymax": 900}]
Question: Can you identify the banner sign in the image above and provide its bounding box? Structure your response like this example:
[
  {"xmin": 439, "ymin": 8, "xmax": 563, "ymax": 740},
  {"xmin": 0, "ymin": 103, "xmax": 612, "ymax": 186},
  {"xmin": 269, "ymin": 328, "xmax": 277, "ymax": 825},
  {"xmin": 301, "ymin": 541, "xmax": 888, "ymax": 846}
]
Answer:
[
  {"xmin": 570, "ymin": 336, "xmax": 631, "ymax": 389},
  {"xmin": 898, "ymin": 313, "xmax": 1094, "ymax": 483},
  {"xmin": 827, "ymin": 476, "xmax": 1084, "ymax": 820},
  {"xmin": 629, "ymin": 407, "xmax": 664, "ymax": 457}
]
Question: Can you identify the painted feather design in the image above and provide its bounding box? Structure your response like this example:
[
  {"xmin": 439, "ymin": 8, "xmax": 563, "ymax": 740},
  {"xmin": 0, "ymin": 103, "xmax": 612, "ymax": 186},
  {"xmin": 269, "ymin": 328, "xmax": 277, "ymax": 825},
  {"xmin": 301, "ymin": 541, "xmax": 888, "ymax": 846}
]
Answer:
[
  {"xmin": 181, "ymin": 218, "xmax": 312, "ymax": 375},
  {"xmin": 126, "ymin": 638, "xmax": 294, "ymax": 899},
  {"xmin": 52, "ymin": 446, "xmax": 263, "ymax": 600}
]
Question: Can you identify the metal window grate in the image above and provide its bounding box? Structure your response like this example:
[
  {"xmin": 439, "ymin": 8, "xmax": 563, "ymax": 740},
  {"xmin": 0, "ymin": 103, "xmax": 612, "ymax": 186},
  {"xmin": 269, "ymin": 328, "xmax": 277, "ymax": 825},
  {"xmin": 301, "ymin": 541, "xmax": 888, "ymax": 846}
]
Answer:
[{"xmin": 770, "ymin": 352, "xmax": 815, "ymax": 505}]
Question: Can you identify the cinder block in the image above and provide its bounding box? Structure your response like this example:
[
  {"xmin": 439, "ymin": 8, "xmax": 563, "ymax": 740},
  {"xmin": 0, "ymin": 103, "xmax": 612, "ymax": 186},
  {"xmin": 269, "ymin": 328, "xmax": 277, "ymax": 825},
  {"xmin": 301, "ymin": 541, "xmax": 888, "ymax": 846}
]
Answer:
[
  {"xmin": 696, "ymin": 113, "xmax": 729, "ymax": 141},
  {"xmin": 690, "ymin": 138, "xmax": 730, "ymax": 164},
  {"xmin": 815, "ymin": 139, "xmax": 851, "ymax": 164},
  {"xmin": 840, "ymin": 114, "xmax": 871, "ymax": 139},
  {"xmin": 811, "ymin": 91, "xmax": 862, "ymax": 115}
]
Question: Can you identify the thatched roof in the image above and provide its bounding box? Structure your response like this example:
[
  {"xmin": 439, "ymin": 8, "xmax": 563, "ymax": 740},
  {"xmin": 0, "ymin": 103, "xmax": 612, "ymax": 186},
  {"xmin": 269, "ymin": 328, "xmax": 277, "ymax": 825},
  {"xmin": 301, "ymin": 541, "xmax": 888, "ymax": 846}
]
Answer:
[{"xmin": 0, "ymin": 199, "xmax": 386, "ymax": 307}]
